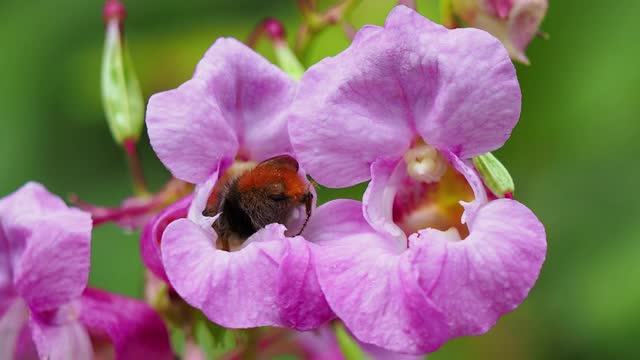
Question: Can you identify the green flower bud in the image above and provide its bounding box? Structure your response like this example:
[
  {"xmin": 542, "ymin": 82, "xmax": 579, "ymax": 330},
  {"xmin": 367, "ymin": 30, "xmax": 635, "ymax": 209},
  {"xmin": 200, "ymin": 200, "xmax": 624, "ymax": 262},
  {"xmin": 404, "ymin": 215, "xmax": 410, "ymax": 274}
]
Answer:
[
  {"xmin": 101, "ymin": 0, "xmax": 144, "ymax": 145},
  {"xmin": 472, "ymin": 152, "xmax": 515, "ymax": 198}
]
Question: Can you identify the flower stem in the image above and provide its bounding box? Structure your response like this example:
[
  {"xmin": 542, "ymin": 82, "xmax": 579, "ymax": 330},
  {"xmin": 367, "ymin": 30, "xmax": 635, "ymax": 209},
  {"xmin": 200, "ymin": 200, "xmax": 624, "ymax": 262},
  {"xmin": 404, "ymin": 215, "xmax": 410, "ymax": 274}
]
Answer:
[
  {"xmin": 294, "ymin": 0, "xmax": 361, "ymax": 58},
  {"xmin": 123, "ymin": 138, "xmax": 149, "ymax": 196}
]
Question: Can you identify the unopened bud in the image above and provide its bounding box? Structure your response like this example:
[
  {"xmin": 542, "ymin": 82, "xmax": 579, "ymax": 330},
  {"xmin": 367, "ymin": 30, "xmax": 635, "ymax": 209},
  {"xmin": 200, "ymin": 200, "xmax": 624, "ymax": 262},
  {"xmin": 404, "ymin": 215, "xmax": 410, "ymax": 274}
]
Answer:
[
  {"xmin": 256, "ymin": 18, "xmax": 305, "ymax": 81},
  {"xmin": 450, "ymin": 0, "xmax": 548, "ymax": 64},
  {"xmin": 472, "ymin": 152, "xmax": 515, "ymax": 198},
  {"xmin": 101, "ymin": 0, "xmax": 144, "ymax": 145}
]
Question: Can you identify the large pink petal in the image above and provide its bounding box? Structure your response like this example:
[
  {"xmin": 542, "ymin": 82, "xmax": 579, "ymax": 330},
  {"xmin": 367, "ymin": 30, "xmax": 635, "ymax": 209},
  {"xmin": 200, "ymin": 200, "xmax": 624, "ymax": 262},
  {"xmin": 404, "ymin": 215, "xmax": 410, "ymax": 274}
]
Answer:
[
  {"xmin": 79, "ymin": 288, "xmax": 173, "ymax": 360},
  {"xmin": 162, "ymin": 219, "xmax": 282, "ymax": 328},
  {"xmin": 146, "ymin": 79, "xmax": 238, "ymax": 184},
  {"xmin": 289, "ymin": 6, "xmax": 519, "ymax": 187},
  {"xmin": 410, "ymin": 199, "xmax": 546, "ymax": 337},
  {"xmin": 0, "ymin": 182, "xmax": 92, "ymax": 313},
  {"xmin": 307, "ymin": 200, "xmax": 449, "ymax": 354},
  {"xmin": 147, "ymin": 38, "xmax": 297, "ymax": 184},
  {"xmin": 193, "ymin": 38, "xmax": 297, "ymax": 162}
]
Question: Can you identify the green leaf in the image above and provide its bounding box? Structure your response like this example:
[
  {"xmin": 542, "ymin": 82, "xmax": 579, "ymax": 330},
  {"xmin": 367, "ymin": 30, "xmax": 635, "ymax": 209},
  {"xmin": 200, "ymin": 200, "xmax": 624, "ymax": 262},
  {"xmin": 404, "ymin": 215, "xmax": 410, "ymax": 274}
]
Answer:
[{"xmin": 193, "ymin": 311, "xmax": 236, "ymax": 358}]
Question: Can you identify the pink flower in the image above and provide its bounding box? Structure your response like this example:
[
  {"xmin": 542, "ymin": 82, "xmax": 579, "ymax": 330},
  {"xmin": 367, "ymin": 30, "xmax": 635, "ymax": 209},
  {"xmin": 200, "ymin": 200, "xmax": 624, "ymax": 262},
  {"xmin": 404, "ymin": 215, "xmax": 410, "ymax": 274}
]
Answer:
[
  {"xmin": 451, "ymin": 0, "xmax": 548, "ymax": 64},
  {"xmin": 289, "ymin": 6, "xmax": 546, "ymax": 354},
  {"xmin": 0, "ymin": 182, "xmax": 173, "ymax": 360},
  {"xmin": 145, "ymin": 38, "xmax": 333, "ymax": 330}
]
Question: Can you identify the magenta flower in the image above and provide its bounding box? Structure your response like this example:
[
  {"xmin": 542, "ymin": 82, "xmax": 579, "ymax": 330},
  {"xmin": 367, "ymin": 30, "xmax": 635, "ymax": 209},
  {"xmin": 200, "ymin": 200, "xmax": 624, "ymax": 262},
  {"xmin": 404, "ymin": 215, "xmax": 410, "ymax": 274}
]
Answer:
[
  {"xmin": 451, "ymin": 0, "xmax": 548, "ymax": 64},
  {"xmin": 289, "ymin": 6, "xmax": 546, "ymax": 354},
  {"xmin": 0, "ymin": 182, "xmax": 173, "ymax": 360},
  {"xmin": 145, "ymin": 38, "xmax": 333, "ymax": 330}
]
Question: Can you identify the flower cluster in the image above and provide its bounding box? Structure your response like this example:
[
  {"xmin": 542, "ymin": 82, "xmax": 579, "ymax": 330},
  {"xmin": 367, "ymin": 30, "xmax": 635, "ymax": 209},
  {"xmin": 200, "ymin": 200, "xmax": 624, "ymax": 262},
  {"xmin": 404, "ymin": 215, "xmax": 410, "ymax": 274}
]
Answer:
[
  {"xmin": 0, "ymin": 183, "xmax": 173, "ymax": 359},
  {"xmin": 1, "ymin": 2, "xmax": 548, "ymax": 359},
  {"xmin": 143, "ymin": 4, "xmax": 546, "ymax": 356}
]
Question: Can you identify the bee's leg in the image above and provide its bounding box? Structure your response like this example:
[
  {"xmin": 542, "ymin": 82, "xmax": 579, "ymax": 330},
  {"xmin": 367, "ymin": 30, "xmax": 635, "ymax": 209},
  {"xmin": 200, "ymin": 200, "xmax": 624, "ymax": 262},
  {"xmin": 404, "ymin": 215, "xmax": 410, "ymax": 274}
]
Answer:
[
  {"xmin": 295, "ymin": 192, "xmax": 313, "ymax": 236},
  {"xmin": 220, "ymin": 235, "xmax": 230, "ymax": 252},
  {"xmin": 213, "ymin": 220, "xmax": 231, "ymax": 251}
]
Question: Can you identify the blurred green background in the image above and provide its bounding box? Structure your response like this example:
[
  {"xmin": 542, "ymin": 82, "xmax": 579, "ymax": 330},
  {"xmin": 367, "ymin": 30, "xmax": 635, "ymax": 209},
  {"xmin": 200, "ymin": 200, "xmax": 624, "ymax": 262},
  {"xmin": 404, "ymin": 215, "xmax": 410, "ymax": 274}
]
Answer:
[{"xmin": 1, "ymin": 0, "xmax": 638, "ymax": 358}]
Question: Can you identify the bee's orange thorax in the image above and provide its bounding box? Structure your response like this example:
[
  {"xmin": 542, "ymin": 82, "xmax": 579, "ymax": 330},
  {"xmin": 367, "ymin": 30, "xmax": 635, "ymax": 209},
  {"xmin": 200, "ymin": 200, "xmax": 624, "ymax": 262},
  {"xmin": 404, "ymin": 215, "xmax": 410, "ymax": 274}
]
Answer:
[{"xmin": 237, "ymin": 164, "xmax": 306, "ymax": 200}]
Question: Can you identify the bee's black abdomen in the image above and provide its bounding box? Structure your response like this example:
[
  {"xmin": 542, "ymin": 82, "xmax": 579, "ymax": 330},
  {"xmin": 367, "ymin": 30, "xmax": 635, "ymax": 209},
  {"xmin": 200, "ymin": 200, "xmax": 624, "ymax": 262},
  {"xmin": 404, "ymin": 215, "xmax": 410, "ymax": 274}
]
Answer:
[{"xmin": 220, "ymin": 181, "xmax": 258, "ymax": 239}]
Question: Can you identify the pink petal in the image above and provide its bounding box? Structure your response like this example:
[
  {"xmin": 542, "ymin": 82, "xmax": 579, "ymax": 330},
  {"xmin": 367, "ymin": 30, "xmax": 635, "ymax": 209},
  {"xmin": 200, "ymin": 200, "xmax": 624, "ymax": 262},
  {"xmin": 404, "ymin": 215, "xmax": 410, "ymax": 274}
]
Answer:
[
  {"xmin": 506, "ymin": 0, "xmax": 548, "ymax": 64},
  {"xmin": 140, "ymin": 195, "xmax": 193, "ymax": 282},
  {"xmin": 363, "ymin": 158, "xmax": 410, "ymax": 246},
  {"xmin": 0, "ymin": 182, "xmax": 92, "ymax": 313},
  {"xmin": 79, "ymin": 288, "xmax": 174, "ymax": 360},
  {"xmin": 14, "ymin": 319, "xmax": 38, "ymax": 360},
  {"xmin": 0, "ymin": 299, "xmax": 29, "ymax": 360},
  {"xmin": 146, "ymin": 79, "xmax": 238, "ymax": 184},
  {"xmin": 187, "ymin": 170, "xmax": 220, "ymax": 232},
  {"xmin": 0, "ymin": 226, "xmax": 14, "ymax": 308},
  {"xmin": 410, "ymin": 199, "xmax": 546, "ymax": 337},
  {"xmin": 162, "ymin": 219, "xmax": 329, "ymax": 329},
  {"xmin": 29, "ymin": 314, "xmax": 92, "ymax": 360},
  {"xmin": 146, "ymin": 38, "xmax": 296, "ymax": 183},
  {"xmin": 276, "ymin": 237, "xmax": 334, "ymax": 330},
  {"xmin": 289, "ymin": 6, "xmax": 520, "ymax": 188},
  {"xmin": 488, "ymin": 0, "xmax": 514, "ymax": 18},
  {"xmin": 307, "ymin": 200, "xmax": 449, "ymax": 354},
  {"xmin": 194, "ymin": 38, "xmax": 297, "ymax": 162}
]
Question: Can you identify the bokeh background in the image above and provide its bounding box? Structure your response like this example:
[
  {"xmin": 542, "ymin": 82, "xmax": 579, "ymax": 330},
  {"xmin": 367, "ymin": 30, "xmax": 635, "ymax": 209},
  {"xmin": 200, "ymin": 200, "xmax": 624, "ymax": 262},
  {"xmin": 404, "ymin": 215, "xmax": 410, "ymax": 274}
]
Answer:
[{"xmin": 1, "ymin": 0, "xmax": 638, "ymax": 358}]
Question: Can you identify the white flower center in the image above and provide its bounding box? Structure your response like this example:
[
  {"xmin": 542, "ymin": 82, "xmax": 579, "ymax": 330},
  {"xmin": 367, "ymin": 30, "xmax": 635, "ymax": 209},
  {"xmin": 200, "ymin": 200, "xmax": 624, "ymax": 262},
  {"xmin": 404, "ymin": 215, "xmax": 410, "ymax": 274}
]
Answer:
[{"xmin": 403, "ymin": 142, "xmax": 447, "ymax": 184}]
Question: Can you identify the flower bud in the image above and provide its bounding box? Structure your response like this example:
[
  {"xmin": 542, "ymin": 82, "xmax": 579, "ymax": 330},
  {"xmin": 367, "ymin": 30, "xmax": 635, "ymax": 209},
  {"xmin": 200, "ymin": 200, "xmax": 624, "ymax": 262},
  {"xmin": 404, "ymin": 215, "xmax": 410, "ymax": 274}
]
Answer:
[
  {"xmin": 472, "ymin": 152, "xmax": 515, "ymax": 198},
  {"xmin": 101, "ymin": 0, "xmax": 144, "ymax": 144},
  {"xmin": 252, "ymin": 18, "xmax": 305, "ymax": 81},
  {"xmin": 450, "ymin": 0, "xmax": 548, "ymax": 64}
]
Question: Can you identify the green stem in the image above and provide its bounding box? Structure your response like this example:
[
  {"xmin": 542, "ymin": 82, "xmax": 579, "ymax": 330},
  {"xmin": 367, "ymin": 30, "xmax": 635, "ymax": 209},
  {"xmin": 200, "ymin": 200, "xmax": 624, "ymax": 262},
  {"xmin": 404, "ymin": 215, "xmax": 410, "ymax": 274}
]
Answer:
[
  {"xmin": 334, "ymin": 322, "xmax": 369, "ymax": 360},
  {"xmin": 440, "ymin": 0, "xmax": 456, "ymax": 28},
  {"xmin": 294, "ymin": 0, "xmax": 362, "ymax": 58}
]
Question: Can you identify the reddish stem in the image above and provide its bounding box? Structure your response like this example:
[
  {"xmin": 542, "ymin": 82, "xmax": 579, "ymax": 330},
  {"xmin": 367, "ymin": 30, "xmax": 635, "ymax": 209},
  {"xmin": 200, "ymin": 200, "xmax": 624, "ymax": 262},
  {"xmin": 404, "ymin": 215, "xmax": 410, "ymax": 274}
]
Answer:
[
  {"xmin": 69, "ymin": 194, "xmax": 160, "ymax": 227},
  {"xmin": 123, "ymin": 138, "xmax": 149, "ymax": 196}
]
